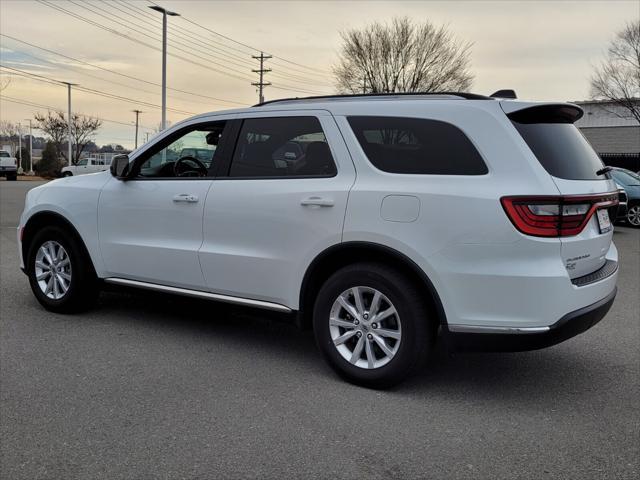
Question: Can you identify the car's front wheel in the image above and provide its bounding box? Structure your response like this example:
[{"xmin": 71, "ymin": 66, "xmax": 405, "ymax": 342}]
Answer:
[
  {"xmin": 27, "ymin": 226, "xmax": 98, "ymax": 313},
  {"xmin": 313, "ymin": 263, "xmax": 434, "ymax": 388},
  {"xmin": 62, "ymin": 171, "xmax": 73, "ymax": 177},
  {"xmin": 627, "ymin": 202, "xmax": 640, "ymax": 228}
]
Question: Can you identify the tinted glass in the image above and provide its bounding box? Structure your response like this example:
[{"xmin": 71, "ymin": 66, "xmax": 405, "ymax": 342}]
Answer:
[
  {"xmin": 0, "ymin": 152, "xmax": 10, "ymax": 157},
  {"xmin": 347, "ymin": 116, "xmax": 487, "ymax": 175},
  {"xmin": 512, "ymin": 122, "xmax": 604, "ymax": 180},
  {"xmin": 229, "ymin": 117, "xmax": 336, "ymax": 178},
  {"xmin": 137, "ymin": 121, "xmax": 226, "ymax": 178}
]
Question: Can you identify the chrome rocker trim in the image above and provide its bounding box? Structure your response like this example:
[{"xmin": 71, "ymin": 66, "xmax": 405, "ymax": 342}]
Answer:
[
  {"xmin": 104, "ymin": 278, "xmax": 292, "ymax": 313},
  {"xmin": 447, "ymin": 325, "xmax": 550, "ymax": 334}
]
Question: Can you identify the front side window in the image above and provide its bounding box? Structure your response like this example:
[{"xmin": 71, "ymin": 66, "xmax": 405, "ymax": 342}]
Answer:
[
  {"xmin": 348, "ymin": 116, "xmax": 488, "ymax": 175},
  {"xmin": 77, "ymin": 159, "xmax": 88, "ymax": 166},
  {"xmin": 229, "ymin": 116, "xmax": 336, "ymax": 178},
  {"xmin": 136, "ymin": 121, "xmax": 227, "ymax": 178}
]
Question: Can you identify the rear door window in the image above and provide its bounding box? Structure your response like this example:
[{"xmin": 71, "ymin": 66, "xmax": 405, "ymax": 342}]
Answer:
[
  {"xmin": 347, "ymin": 116, "xmax": 487, "ymax": 175},
  {"xmin": 229, "ymin": 116, "xmax": 337, "ymax": 178}
]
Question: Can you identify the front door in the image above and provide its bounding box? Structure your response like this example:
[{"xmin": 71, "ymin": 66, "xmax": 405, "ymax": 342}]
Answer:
[{"xmin": 98, "ymin": 118, "xmax": 233, "ymax": 290}]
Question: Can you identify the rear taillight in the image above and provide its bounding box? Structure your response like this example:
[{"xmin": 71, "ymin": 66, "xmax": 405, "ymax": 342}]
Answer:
[{"xmin": 501, "ymin": 193, "xmax": 618, "ymax": 237}]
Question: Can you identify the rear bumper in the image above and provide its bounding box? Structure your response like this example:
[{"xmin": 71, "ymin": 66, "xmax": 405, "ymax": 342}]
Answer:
[{"xmin": 446, "ymin": 287, "xmax": 617, "ymax": 352}]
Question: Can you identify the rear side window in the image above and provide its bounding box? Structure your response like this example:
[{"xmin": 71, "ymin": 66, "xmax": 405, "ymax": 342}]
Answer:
[
  {"xmin": 510, "ymin": 106, "xmax": 604, "ymax": 180},
  {"xmin": 229, "ymin": 116, "xmax": 337, "ymax": 178},
  {"xmin": 347, "ymin": 116, "xmax": 487, "ymax": 175}
]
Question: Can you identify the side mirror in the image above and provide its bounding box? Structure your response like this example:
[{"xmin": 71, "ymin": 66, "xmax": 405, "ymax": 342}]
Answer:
[{"xmin": 110, "ymin": 155, "xmax": 130, "ymax": 179}]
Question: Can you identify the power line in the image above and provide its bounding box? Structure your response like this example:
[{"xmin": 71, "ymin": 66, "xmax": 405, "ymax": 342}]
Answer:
[
  {"xmin": 37, "ymin": 0, "xmax": 330, "ymax": 96},
  {"xmin": 105, "ymin": 0, "xmax": 334, "ymax": 88},
  {"xmin": 69, "ymin": 0, "xmax": 330, "ymax": 94},
  {"xmin": 3, "ymin": 46, "xmax": 224, "ymax": 109},
  {"xmin": 0, "ymin": 95, "xmax": 155, "ymax": 131},
  {"xmin": 35, "ymin": 0, "xmax": 257, "ymax": 84},
  {"xmin": 0, "ymin": 34, "xmax": 246, "ymax": 106},
  {"xmin": 0, "ymin": 65, "xmax": 197, "ymax": 116},
  {"xmin": 147, "ymin": 0, "xmax": 328, "ymax": 76},
  {"xmin": 67, "ymin": 0, "xmax": 255, "ymax": 81}
]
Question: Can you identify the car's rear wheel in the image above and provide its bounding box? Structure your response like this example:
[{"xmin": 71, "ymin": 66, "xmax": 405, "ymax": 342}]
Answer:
[
  {"xmin": 7, "ymin": 173, "xmax": 17, "ymax": 181},
  {"xmin": 27, "ymin": 226, "xmax": 98, "ymax": 313},
  {"xmin": 313, "ymin": 263, "xmax": 434, "ymax": 388},
  {"xmin": 627, "ymin": 203, "xmax": 640, "ymax": 228}
]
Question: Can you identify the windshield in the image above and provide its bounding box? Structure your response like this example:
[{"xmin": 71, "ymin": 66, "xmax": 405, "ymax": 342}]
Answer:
[
  {"xmin": 611, "ymin": 169, "xmax": 640, "ymax": 185},
  {"xmin": 511, "ymin": 122, "xmax": 604, "ymax": 180},
  {"xmin": 0, "ymin": 152, "xmax": 10, "ymax": 158}
]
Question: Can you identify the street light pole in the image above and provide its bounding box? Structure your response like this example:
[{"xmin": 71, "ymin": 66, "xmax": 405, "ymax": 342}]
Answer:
[
  {"xmin": 62, "ymin": 82, "xmax": 76, "ymax": 166},
  {"xmin": 149, "ymin": 5, "xmax": 180, "ymax": 131},
  {"xmin": 24, "ymin": 119, "xmax": 33, "ymax": 174}
]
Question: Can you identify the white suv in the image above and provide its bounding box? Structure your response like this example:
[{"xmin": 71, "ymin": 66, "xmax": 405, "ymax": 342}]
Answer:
[
  {"xmin": 61, "ymin": 157, "xmax": 112, "ymax": 176},
  {"xmin": 18, "ymin": 93, "xmax": 619, "ymax": 387}
]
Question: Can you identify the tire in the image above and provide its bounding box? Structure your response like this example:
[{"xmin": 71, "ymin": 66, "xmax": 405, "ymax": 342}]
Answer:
[
  {"xmin": 7, "ymin": 173, "xmax": 17, "ymax": 181},
  {"xmin": 313, "ymin": 262, "xmax": 434, "ymax": 388},
  {"xmin": 62, "ymin": 172, "xmax": 73, "ymax": 177},
  {"xmin": 626, "ymin": 202, "xmax": 640, "ymax": 228},
  {"xmin": 26, "ymin": 226, "xmax": 98, "ymax": 313}
]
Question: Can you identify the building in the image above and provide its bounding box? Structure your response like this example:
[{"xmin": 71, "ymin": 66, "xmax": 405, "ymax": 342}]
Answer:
[{"xmin": 574, "ymin": 99, "xmax": 640, "ymax": 171}]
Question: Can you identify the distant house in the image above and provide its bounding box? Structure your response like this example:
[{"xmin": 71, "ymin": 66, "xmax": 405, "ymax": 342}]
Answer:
[{"xmin": 574, "ymin": 99, "xmax": 640, "ymax": 171}]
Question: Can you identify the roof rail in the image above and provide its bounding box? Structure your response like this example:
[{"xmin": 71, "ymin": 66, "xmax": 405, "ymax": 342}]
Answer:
[{"xmin": 253, "ymin": 91, "xmax": 493, "ymax": 107}]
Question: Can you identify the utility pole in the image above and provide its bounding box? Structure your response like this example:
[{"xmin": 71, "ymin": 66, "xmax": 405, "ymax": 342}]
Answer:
[
  {"xmin": 149, "ymin": 5, "xmax": 180, "ymax": 131},
  {"xmin": 62, "ymin": 82, "xmax": 76, "ymax": 166},
  {"xmin": 132, "ymin": 110, "xmax": 142, "ymax": 149},
  {"xmin": 252, "ymin": 52, "xmax": 272, "ymax": 104},
  {"xmin": 24, "ymin": 119, "xmax": 33, "ymax": 174}
]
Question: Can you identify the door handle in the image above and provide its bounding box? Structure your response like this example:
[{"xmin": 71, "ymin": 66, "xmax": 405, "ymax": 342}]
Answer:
[
  {"xmin": 300, "ymin": 196, "xmax": 334, "ymax": 207},
  {"xmin": 173, "ymin": 193, "xmax": 199, "ymax": 203}
]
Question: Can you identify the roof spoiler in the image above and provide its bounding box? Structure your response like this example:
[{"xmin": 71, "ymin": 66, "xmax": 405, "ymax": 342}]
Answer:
[
  {"xmin": 507, "ymin": 104, "xmax": 584, "ymax": 124},
  {"xmin": 490, "ymin": 89, "xmax": 517, "ymax": 99}
]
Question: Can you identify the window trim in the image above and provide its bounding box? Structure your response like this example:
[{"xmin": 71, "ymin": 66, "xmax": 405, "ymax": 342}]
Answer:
[
  {"xmin": 128, "ymin": 120, "xmax": 234, "ymax": 181},
  {"xmin": 217, "ymin": 116, "xmax": 338, "ymax": 180},
  {"xmin": 347, "ymin": 115, "xmax": 489, "ymax": 176}
]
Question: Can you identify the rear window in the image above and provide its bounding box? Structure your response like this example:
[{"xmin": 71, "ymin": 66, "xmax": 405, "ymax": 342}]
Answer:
[
  {"xmin": 511, "ymin": 122, "xmax": 604, "ymax": 180},
  {"xmin": 347, "ymin": 116, "xmax": 487, "ymax": 175}
]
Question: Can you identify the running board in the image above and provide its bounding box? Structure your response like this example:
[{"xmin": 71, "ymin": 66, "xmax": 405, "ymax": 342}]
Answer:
[{"xmin": 103, "ymin": 278, "xmax": 292, "ymax": 313}]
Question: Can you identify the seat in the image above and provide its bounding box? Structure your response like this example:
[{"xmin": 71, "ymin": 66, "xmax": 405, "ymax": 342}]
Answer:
[{"xmin": 296, "ymin": 142, "xmax": 334, "ymax": 175}]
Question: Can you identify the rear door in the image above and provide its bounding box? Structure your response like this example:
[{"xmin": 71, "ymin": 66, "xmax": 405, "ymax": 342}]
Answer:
[
  {"xmin": 198, "ymin": 111, "xmax": 355, "ymax": 308},
  {"xmin": 504, "ymin": 102, "xmax": 618, "ymax": 278}
]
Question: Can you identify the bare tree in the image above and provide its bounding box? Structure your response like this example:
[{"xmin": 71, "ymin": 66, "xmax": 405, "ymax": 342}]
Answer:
[
  {"xmin": 334, "ymin": 17, "xmax": 473, "ymax": 94},
  {"xmin": 0, "ymin": 120, "xmax": 19, "ymax": 153},
  {"xmin": 591, "ymin": 21, "xmax": 640, "ymax": 124},
  {"xmin": 34, "ymin": 111, "xmax": 102, "ymax": 164}
]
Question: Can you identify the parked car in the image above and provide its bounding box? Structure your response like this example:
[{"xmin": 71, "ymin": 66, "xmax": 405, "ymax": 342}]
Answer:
[
  {"xmin": 18, "ymin": 93, "xmax": 620, "ymax": 388},
  {"xmin": 0, "ymin": 150, "xmax": 18, "ymax": 181},
  {"xmin": 61, "ymin": 157, "xmax": 112, "ymax": 177},
  {"xmin": 614, "ymin": 183, "xmax": 628, "ymax": 222},
  {"xmin": 609, "ymin": 167, "xmax": 640, "ymax": 227}
]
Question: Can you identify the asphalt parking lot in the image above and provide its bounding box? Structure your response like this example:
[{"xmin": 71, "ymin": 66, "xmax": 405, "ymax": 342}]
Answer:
[{"xmin": 1, "ymin": 180, "xmax": 638, "ymax": 480}]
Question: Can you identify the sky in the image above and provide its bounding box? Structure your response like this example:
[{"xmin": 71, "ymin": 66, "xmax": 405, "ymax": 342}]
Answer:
[{"xmin": 1, "ymin": 0, "xmax": 639, "ymax": 149}]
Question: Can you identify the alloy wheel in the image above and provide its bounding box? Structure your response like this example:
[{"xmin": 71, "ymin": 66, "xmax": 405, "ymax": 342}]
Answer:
[
  {"xmin": 34, "ymin": 240, "xmax": 72, "ymax": 300},
  {"xmin": 627, "ymin": 205, "xmax": 640, "ymax": 226},
  {"xmin": 329, "ymin": 286, "xmax": 402, "ymax": 369}
]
